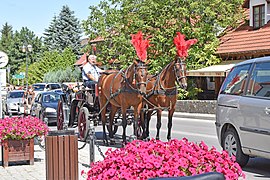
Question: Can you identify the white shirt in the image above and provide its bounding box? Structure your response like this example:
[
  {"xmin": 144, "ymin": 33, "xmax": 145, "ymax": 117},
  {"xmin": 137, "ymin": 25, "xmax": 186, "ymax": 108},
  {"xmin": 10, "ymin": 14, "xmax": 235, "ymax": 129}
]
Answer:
[{"xmin": 82, "ymin": 62, "xmax": 102, "ymax": 81}]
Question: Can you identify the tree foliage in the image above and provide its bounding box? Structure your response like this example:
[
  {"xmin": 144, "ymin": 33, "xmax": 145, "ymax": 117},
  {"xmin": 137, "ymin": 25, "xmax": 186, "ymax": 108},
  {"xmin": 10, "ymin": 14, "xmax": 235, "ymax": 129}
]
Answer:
[
  {"xmin": 21, "ymin": 48, "xmax": 77, "ymax": 84},
  {"xmin": 43, "ymin": 66, "xmax": 81, "ymax": 83},
  {"xmin": 43, "ymin": 5, "xmax": 82, "ymax": 56},
  {"xmin": 0, "ymin": 24, "xmax": 43, "ymax": 80},
  {"xmin": 83, "ymin": 0, "xmax": 244, "ymax": 72}
]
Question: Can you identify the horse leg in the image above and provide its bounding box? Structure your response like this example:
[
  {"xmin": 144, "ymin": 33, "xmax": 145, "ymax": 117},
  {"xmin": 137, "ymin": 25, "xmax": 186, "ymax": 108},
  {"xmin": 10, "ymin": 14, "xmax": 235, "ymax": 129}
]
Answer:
[
  {"xmin": 99, "ymin": 97, "xmax": 108, "ymax": 146},
  {"xmin": 139, "ymin": 107, "xmax": 147, "ymax": 140},
  {"xmin": 121, "ymin": 107, "xmax": 128, "ymax": 146},
  {"xmin": 167, "ymin": 109, "xmax": 175, "ymax": 141},
  {"xmin": 133, "ymin": 108, "xmax": 138, "ymax": 138},
  {"xmin": 145, "ymin": 110, "xmax": 152, "ymax": 140},
  {"xmin": 133, "ymin": 105, "xmax": 140, "ymax": 139},
  {"xmin": 109, "ymin": 105, "xmax": 118, "ymax": 145},
  {"xmin": 156, "ymin": 109, "xmax": 162, "ymax": 140}
]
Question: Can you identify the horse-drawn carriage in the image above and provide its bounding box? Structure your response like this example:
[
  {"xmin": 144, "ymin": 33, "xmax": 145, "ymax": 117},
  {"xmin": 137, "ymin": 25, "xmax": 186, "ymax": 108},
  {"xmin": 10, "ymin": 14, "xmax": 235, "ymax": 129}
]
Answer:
[
  {"xmin": 56, "ymin": 82, "xmax": 138, "ymax": 143},
  {"xmin": 55, "ymin": 31, "xmax": 196, "ymax": 146}
]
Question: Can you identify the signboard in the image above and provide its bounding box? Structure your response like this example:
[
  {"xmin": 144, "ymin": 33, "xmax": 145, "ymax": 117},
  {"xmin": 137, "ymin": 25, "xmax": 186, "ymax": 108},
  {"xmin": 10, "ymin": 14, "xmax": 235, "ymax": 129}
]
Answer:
[
  {"xmin": 0, "ymin": 69, "xmax": 6, "ymax": 87},
  {"xmin": 12, "ymin": 74, "xmax": 25, "ymax": 79},
  {"xmin": 0, "ymin": 69, "xmax": 6, "ymax": 119},
  {"xmin": 0, "ymin": 51, "xmax": 8, "ymax": 68}
]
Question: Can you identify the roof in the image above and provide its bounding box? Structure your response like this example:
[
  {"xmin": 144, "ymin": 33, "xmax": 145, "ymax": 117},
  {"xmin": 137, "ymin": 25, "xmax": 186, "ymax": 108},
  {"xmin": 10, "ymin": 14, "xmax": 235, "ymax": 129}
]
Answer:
[
  {"xmin": 242, "ymin": 0, "xmax": 249, "ymax": 8},
  {"xmin": 217, "ymin": 22, "xmax": 270, "ymax": 57},
  {"xmin": 217, "ymin": 6, "xmax": 270, "ymax": 58},
  {"xmin": 187, "ymin": 60, "xmax": 244, "ymax": 77}
]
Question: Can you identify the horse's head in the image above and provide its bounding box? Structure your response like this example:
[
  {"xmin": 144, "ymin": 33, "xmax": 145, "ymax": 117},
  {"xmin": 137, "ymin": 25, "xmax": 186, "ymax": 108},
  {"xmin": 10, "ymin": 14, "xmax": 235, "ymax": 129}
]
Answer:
[
  {"xmin": 174, "ymin": 57, "xmax": 187, "ymax": 90},
  {"xmin": 132, "ymin": 59, "xmax": 149, "ymax": 95}
]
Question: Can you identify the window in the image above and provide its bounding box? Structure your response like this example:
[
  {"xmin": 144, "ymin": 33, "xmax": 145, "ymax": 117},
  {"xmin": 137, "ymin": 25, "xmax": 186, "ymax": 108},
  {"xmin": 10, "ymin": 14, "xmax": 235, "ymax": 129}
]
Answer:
[
  {"xmin": 253, "ymin": 5, "xmax": 265, "ymax": 29},
  {"xmin": 220, "ymin": 64, "xmax": 251, "ymax": 95},
  {"xmin": 247, "ymin": 62, "xmax": 270, "ymax": 98},
  {"xmin": 8, "ymin": 91, "xmax": 24, "ymax": 98}
]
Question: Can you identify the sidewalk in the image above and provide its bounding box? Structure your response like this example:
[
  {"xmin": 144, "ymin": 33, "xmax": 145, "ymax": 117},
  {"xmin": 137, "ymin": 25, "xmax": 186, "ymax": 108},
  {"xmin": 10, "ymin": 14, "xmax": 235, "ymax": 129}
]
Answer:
[
  {"xmin": 0, "ymin": 135, "xmax": 114, "ymax": 180},
  {"xmin": 0, "ymin": 112, "xmax": 215, "ymax": 179}
]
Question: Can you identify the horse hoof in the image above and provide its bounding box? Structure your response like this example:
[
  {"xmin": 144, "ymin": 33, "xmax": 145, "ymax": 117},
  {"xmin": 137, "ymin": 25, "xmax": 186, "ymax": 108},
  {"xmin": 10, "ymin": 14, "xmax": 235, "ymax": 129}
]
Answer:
[
  {"xmin": 145, "ymin": 137, "xmax": 150, "ymax": 141},
  {"xmin": 156, "ymin": 137, "xmax": 160, "ymax": 140},
  {"xmin": 121, "ymin": 141, "xmax": 127, "ymax": 147},
  {"xmin": 103, "ymin": 140, "xmax": 109, "ymax": 146},
  {"xmin": 110, "ymin": 139, "xmax": 116, "ymax": 145},
  {"xmin": 129, "ymin": 135, "xmax": 137, "ymax": 142}
]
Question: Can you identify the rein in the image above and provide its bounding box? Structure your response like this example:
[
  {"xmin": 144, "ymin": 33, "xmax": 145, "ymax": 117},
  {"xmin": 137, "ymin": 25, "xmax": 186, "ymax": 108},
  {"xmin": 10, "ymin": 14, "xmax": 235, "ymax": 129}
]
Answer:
[
  {"xmin": 98, "ymin": 63, "xmax": 146, "ymax": 114},
  {"xmin": 144, "ymin": 58, "xmax": 186, "ymax": 111},
  {"xmin": 146, "ymin": 61, "xmax": 178, "ymax": 98}
]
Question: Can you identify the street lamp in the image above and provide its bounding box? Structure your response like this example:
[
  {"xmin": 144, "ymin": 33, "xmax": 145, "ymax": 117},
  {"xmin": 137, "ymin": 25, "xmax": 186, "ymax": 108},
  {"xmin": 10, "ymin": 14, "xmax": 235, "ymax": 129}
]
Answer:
[{"xmin": 22, "ymin": 44, "xmax": 32, "ymax": 92}]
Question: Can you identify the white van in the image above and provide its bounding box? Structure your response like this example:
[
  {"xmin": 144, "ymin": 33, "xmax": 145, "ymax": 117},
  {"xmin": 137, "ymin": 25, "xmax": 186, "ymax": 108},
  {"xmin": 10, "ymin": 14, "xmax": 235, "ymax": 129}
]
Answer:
[{"xmin": 216, "ymin": 56, "xmax": 270, "ymax": 167}]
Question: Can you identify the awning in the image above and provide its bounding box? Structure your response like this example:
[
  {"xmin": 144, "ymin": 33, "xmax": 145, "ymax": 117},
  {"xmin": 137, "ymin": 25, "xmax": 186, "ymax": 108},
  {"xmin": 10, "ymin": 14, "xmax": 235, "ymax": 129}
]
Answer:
[
  {"xmin": 74, "ymin": 53, "xmax": 87, "ymax": 66},
  {"xmin": 187, "ymin": 60, "xmax": 244, "ymax": 77}
]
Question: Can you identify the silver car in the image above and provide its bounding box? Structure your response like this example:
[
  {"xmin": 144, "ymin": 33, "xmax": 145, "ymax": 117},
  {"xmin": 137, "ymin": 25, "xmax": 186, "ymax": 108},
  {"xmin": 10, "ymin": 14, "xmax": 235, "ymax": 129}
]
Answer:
[
  {"xmin": 216, "ymin": 56, "xmax": 270, "ymax": 167},
  {"xmin": 4, "ymin": 90, "xmax": 25, "ymax": 115}
]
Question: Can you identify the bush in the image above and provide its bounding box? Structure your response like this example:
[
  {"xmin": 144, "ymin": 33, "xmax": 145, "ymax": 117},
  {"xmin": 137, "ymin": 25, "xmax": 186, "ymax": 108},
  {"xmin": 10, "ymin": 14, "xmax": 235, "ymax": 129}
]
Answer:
[{"xmin": 82, "ymin": 139, "xmax": 245, "ymax": 180}]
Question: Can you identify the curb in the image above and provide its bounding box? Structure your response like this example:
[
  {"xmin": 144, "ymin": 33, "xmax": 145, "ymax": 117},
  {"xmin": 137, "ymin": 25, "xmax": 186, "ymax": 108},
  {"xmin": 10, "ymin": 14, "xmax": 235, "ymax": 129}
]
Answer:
[{"xmin": 161, "ymin": 111, "xmax": 216, "ymax": 121}]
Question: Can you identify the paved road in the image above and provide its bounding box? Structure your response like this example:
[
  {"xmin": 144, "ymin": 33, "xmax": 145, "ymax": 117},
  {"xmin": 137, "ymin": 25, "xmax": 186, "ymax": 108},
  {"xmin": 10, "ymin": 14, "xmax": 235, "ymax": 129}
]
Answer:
[{"xmin": 0, "ymin": 112, "xmax": 270, "ymax": 179}]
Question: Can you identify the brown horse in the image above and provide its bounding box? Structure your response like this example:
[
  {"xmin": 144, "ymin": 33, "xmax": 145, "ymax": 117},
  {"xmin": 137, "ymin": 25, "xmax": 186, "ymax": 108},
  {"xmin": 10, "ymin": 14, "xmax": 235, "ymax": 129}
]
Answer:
[
  {"xmin": 143, "ymin": 56, "xmax": 187, "ymax": 141},
  {"xmin": 98, "ymin": 60, "xmax": 148, "ymax": 145}
]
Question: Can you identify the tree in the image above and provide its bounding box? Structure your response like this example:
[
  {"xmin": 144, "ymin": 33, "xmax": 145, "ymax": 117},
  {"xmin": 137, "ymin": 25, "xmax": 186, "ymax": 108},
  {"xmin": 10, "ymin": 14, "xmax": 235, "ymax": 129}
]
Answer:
[
  {"xmin": 43, "ymin": 5, "xmax": 82, "ymax": 56},
  {"xmin": 0, "ymin": 25, "xmax": 43, "ymax": 79},
  {"xmin": 82, "ymin": 0, "xmax": 245, "ymax": 72},
  {"xmin": 22, "ymin": 48, "xmax": 77, "ymax": 84},
  {"xmin": 0, "ymin": 23, "xmax": 13, "ymax": 51}
]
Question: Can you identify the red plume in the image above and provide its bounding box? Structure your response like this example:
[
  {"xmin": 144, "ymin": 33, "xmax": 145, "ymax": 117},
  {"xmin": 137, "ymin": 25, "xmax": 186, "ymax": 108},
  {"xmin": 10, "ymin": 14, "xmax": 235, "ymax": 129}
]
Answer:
[
  {"xmin": 174, "ymin": 32, "xmax": 197, "ymax": 58},
  {"xmin": 131, "ymin": 31, "xmax": 150, "ymax": 62}
]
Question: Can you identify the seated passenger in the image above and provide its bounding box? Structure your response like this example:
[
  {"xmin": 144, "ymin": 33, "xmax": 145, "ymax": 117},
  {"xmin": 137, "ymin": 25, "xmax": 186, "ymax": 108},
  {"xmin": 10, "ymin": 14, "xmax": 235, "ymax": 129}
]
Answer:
[{"xmin": 82, "ymin": 55, "xmax": 104, "ymax": 89}]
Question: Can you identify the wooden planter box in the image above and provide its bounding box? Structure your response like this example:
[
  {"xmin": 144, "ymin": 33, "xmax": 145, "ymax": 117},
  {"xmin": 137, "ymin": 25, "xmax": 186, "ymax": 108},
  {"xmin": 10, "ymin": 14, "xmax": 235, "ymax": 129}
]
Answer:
[{"xmin": 1, "ymin": 138, "xmax": 34, "ymax": 167}]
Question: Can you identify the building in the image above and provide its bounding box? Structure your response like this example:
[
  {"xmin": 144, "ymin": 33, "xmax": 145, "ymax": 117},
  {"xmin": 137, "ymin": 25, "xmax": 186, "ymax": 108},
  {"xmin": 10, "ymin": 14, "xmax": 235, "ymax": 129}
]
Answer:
[{"xmin": 188, "ymin": 0, "xmax": 270, "ymax": 99}]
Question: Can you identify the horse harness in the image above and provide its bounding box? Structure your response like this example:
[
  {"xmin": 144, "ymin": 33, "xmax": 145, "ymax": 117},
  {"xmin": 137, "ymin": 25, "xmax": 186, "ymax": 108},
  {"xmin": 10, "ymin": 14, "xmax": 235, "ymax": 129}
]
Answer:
[
  {"xmin": 98, "ymin": 62, "xmax": 147, "ymax": 112},
  {"xmin": 144, "ymin": 58, "xmax": 186, "ymax": 111},
  {"xmin": 146, "ymin": 58, "xmax": 185, "ymax": 98}
]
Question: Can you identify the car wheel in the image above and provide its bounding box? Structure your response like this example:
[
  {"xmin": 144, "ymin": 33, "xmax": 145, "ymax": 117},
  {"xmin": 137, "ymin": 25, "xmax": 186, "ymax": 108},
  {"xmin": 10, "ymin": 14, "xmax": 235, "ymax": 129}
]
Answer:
[{"xmin": 223, "ymin": 128, "xmax": 249, "ymax": 167}]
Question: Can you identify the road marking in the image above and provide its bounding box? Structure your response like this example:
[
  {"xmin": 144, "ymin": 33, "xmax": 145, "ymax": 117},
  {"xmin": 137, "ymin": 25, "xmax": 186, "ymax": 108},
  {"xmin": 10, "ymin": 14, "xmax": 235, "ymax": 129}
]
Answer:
[
  {"xmin": 151, "ymin": 117, "xmax": 215, "ymax": 123},
  {"xmin": 149, "ymin": 128, "xmax": 217, "ymax": 139}
]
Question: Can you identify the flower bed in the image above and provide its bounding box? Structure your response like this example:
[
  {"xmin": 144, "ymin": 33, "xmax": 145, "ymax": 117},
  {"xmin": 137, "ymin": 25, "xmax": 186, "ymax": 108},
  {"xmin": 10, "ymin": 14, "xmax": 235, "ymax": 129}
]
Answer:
[
  {"xmin": 0, "ymin": 116, "xmax": 49, "ymax": 141},
  {"xmin": 83, "ymin": 138, "xmax": 245, "ymax": 180}
]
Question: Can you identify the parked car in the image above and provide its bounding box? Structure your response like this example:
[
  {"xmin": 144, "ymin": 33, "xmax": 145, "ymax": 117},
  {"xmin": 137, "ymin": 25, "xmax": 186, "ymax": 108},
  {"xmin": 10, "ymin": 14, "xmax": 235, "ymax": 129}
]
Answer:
[
  {"xmin": 32, "ymin": 83, "xmax": 61, "ymax": 95},
  {"xmin": 216, "ymin": 56, "xmax": 270, "ymax": 167},
  {"xmin": 30, "ymin": 91, "xmax": 64, "ymax": 124},
  {"xmin": 3, "ymin": 90, "xmax": 25, "ymax": 115}
]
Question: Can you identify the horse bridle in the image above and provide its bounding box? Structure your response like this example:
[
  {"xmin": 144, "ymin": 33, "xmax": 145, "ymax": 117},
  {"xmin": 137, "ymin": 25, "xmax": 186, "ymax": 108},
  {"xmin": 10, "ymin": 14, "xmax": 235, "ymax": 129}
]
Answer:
[
  {"xmin": 134, "ymin": 61, "xmax": 148, "ymax": 88},
  {"xmin": 173, "ymin": 57, "xmax": 186, "ymax": 86}
]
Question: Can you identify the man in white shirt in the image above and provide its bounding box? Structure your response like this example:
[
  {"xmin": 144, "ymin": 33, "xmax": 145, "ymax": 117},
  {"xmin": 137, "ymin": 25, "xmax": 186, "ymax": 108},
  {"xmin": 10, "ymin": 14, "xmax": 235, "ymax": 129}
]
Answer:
[{"xmin": 82, "ymin": 55, "xmax": 103, "ymax": 88}]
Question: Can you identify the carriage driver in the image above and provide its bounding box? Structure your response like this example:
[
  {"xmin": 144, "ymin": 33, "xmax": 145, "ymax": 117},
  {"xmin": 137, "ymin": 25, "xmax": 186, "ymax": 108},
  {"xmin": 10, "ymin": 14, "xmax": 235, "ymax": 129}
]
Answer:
[{"xmin": 82, "ymin": 54, "xmax": 104, "ymax": 89}]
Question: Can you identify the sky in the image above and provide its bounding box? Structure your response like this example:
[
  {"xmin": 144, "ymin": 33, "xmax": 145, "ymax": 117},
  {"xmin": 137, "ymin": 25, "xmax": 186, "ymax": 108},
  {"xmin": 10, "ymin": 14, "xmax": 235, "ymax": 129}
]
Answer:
[{"xmin": 0, "ymin": 0, "xmax": 101, "ymax": 37}]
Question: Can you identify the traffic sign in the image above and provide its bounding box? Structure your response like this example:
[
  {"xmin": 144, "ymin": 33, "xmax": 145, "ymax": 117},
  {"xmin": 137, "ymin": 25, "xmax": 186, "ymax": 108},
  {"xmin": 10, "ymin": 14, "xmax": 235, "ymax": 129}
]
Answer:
[
  {"xmin": 12, "ymin": 74, "xmax": 25, "ymax": 79},
  {"xmin": 0, "ymin": 51, "xmax": 8, "ymax": 68}
]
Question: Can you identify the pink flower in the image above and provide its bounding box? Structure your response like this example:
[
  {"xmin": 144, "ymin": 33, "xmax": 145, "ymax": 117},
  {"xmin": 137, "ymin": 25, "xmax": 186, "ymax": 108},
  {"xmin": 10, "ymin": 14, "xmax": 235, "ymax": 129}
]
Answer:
[
  {"xmin": 84, "ymin": 139, "xmax": 245, "ymax": 180},
  {"xmin": 0, "ymin": 116, "xmax": 49, "ymax": 142}
]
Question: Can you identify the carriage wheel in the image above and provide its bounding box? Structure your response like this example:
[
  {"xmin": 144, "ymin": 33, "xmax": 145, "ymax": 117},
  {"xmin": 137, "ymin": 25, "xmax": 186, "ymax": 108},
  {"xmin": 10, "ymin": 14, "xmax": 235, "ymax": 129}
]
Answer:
[
  {"xmin": 57, "ymin": 100, "xmax": 64, "ymax": 130},
  {"xmin": 78, "ymin": 107, "xmax": 90, "ymax": 141}
]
